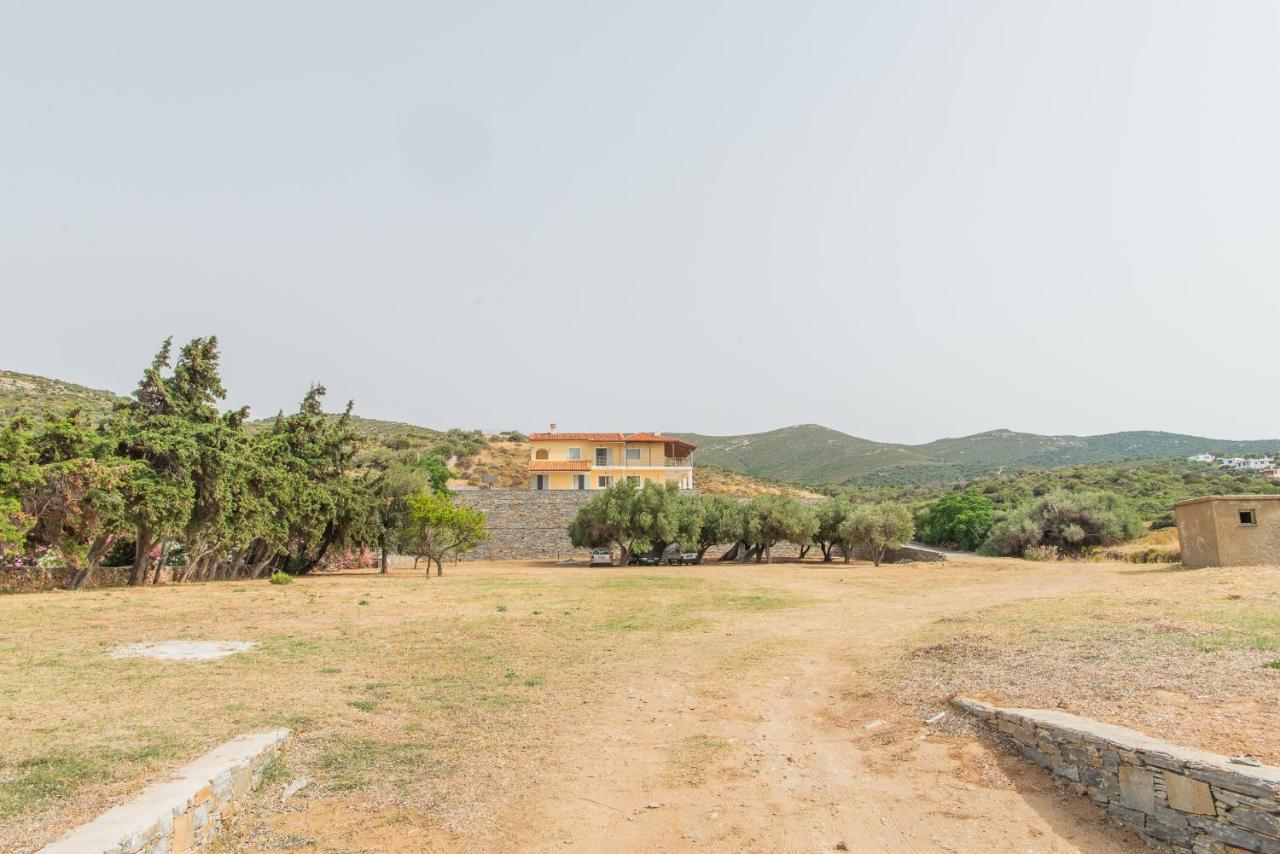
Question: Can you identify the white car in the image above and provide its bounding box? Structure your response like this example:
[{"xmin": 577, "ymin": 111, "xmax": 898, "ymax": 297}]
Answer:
[{"xmin": 589, "ymin": 548, "xmax": 613, "ymax": 567}]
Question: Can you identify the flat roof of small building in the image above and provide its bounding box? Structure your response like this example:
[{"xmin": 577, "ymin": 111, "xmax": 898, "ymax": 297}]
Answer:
[{"xmin": 1173, "ymin": 494, "xmax": 1280, "ymax": 508}]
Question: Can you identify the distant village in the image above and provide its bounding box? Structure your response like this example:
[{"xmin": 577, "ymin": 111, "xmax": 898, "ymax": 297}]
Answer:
[{"xmin": 1186, "ymin": 453, "xmax": 1280, "ymax": 479}]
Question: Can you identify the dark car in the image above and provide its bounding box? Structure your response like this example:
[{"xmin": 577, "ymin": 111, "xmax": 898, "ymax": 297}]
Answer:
[{"xmin": 628, "ymin": 553, "xmax": 661, "ymax": 566}]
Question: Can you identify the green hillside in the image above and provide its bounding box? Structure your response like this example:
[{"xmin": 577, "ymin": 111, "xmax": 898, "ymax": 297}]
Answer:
[
  {"xmin": 675, "ymin": 424, "xmax": 930, "ymax": 483},
  {"xmin": 0, "ymin": 370, "xmax": 125, "ymax": 424},
  {"xmin": 675, "ymin": 426, "xmax": 1280, "ymax": 486}
]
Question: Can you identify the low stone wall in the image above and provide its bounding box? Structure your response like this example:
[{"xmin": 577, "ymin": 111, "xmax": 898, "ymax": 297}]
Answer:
[
  {"xmin": 40, "ymin": 728, "xmax": 289, "ymax": 853},
  {"xmin": 0, "ymin": 566, "xmax": 175, "ymax": 594},
  {"xmin": 955, "ymin": 698, "xmax": 1280, "ymax": 853}
]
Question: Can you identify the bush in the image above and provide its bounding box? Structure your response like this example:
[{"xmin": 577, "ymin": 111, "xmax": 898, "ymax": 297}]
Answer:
[
  {"xmin": 269, "ymin": 571, "xmax": 293, "ymax": 585},
  {"xmin": 1023, "ymin": 544, "xmax": 1060, "ymax": 562},
  {"xmin": 983, "ymin": 490, "xmax": 1142, "ymax": 557},
  {"xmin": 916, "ymin": 490, "xmax": 995, "ymax": 551}
]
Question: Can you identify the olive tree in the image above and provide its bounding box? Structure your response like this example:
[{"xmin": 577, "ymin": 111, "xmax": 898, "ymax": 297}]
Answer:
[
  {"xmin": 674, "ymin": 493, "xmax": 746, "ymax": 564},
  {"xmin": 405, "ymin": 491, "xmax": 487, "ymax": 576},
  {"xmin": 839, "ymin": 502, "xmax": 915, "ymax": 566},
  {"xmin": 568, "ymin": 480, "xmax": 677, "ymax": 567},
  {"xmin": 747, "ymin": 494, "xmax": 818, "ymax": 564},
  {"xmin": 813, "ymin": 498, "xmax": 854, "ymax": 562}
]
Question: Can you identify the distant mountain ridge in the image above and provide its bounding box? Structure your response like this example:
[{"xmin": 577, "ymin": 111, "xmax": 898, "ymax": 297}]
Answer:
[
  {"xmin": 6, "ymin": 371, "xmax": 1277, "ymax": 487},
  {"xmin": 673, "ymin": 424, "xmax": 1280, "ymax": 485}
]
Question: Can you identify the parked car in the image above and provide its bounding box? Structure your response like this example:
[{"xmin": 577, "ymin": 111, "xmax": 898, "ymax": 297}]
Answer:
[
  {"xmin": 628, "ymin": 553, "xmax": 661, "ymax": 566},
  {"xmin": 589, "ymin": 548, "xmax": 613, "ymax": 567},
  {"xmin": 676, "ymin": 552, "xmax": 699, "ymax": 565}
]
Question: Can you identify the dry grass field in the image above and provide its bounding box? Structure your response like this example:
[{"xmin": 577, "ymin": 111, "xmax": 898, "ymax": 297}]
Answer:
[{"xmin": 2, "ymin": 557, "xmax": 1278, "ymax": 852}]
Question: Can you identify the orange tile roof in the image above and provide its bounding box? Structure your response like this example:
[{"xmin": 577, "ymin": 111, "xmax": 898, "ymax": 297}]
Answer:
[
  {"xmin": 528, "ymin": 432, "xmax": 696, "ymax": 451},
  {"xmin": 528, "ymin": 460, "xmax": 592, "ymax": 471}
]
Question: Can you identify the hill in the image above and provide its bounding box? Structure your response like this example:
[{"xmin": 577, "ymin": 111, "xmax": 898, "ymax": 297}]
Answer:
[
  {"xmin": 675, "ymin": 426, "xmax": 1280, "ymax": 485},
  {"xmin": 0, "ymin": 370, "xmax": 125, "ymax": 424}
]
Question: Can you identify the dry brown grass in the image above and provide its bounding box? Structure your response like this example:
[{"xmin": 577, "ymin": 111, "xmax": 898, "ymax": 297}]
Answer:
[
  {"xmin": 4, "ymin": 557, "xmax": 1279, "ymax": 852},
  {"xmin": 0, "ymin": 565, "xmax": 806, "ymax": 851},
  {"xmin": 899, "ymin": 563, "xmax": 1280, "ymax": 762}
]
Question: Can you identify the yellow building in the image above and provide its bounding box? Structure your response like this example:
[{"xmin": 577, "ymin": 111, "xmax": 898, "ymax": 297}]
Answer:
[{"xmin": 527, "ymin": 432, "xmax": 696, "ymax": 491}]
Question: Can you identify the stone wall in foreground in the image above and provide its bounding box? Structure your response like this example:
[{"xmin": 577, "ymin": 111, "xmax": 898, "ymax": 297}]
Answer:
[
  {"xmin": 955, "ymin": 698, "xmax": 1280, "ymax": 853},
  {"xmin": 40, "ymin": 729, "xmax": 290, "ymax": 853}
]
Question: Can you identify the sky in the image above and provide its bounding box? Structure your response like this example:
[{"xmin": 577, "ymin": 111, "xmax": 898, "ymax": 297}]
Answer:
[{"xmin": 2, "ymin": 2, "xmax": 1278, "ymax": 444}]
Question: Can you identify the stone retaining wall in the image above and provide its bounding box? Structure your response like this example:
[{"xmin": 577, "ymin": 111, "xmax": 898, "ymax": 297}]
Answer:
[
  {"xmin": 0, "ymin": 566, "xmax": 175, "ymax": 594},
  {"xmin": 454, "ymin": 490, "xmax": 597, "ymax": 561},
  {"xmin": 955, "ymin": 698, "xmax": 1280, "ymax": 853},
  {"xmin": 40, "ymin": 729, "xmax": 290, "ymax": 853}
]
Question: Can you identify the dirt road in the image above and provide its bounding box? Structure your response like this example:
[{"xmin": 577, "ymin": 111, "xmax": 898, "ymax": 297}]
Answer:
[{"xmin": 470, "ymin": 559, "xmax": 1136, "ymax": 852}]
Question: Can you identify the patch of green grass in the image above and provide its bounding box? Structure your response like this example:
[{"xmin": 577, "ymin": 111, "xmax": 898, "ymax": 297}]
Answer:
[
  {"xmin": 593, "ymin": 575, "xmax": 702, "ymax": 592},
  {"xmin": 712, "ymin": 593, "xmax": 796, "ymax": 612},
  {"xmin": 0, "ymin": 753, "xmax": 100, "ymax": 819},
  {"xmin": 347, "ymin": 700, "xmax": 376, "ymax": 712},
  {"xmin": 318, "ymin": 739, "xmax": 445, "ymax": 791},
  {"xmin": 495, "ymin": 604, "xmax": 507, "ymax": 613},
  {"xmin": 523, "ymin": 676, "xmax": 544, "ymax": 687},
  {"xmin": 268, "ymin": 571, "xmax": 292, "ymax": 585},
  {"xmin": 1265, "ymin": 660, "xmax": 1280, "ymax": 670}
]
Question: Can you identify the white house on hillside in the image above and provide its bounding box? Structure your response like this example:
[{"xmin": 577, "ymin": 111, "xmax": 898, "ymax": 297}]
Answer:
[{"xmin": 1187, "ymin": 454, "xmax": 1216, "ymax": 463}]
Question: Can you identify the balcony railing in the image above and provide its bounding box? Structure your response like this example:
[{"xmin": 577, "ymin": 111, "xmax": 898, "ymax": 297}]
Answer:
[{"xmin": 570, "ymin": 457, "xmax": 692, "ymax": 468}]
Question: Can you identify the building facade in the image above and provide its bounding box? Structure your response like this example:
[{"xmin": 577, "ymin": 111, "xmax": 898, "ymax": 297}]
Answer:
[
  {"xmin": 527, "ymin": 432, "xmax": 695, "ymax": 491},
  {"xmin": 1174, "ymin": 495, "xmax": 1280, "ymax": 567}
]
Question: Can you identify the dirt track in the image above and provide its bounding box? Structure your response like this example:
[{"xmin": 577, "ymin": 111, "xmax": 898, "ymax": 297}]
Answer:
[
  {"xmin": 484, "ymin": 558, "xmax": 1134, "ymax": 853},
  {"xmin": 246, "ymin": 558, "xmax": 1142, "ymax": 853}
]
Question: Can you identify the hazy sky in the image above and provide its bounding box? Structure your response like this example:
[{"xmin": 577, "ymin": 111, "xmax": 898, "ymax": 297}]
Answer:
[{"xmin": 3, "ymin": 2, "xmax": 1278, "ymax": 444}]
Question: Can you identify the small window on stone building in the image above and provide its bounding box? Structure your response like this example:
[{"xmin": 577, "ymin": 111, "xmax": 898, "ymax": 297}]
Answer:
[
  {"xmin": 535, "ymin": 449, "xmax": 549, "ymax": 460},
  {"xmin": 1239, "ymin": 509, "xmax": 1257, "ymax": 525}
]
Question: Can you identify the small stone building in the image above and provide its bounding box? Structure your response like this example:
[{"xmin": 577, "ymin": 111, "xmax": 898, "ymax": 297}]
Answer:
[{"xmin": 1174, "ymin": 494, "xmax": 1280, "ymax": 567}]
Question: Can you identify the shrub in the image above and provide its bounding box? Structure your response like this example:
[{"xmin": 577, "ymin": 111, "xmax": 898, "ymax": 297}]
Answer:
[
  {"xmin": 269, "ymin": 571, "xmax": 292, "ymax": 585},
  {"xmin": 916, "ymin": 490, "xmax": 995, "ymax": 551},
  {"xmin": 983, "ymin": 490, "xmax": 1142, "ymax": 557},
  {"xmin": 1023, "ymin": 544, "xmax": 1060, "ymax": 562}
]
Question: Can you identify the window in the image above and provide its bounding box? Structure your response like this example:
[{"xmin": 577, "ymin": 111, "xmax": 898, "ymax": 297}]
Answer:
[
  {"xmin": 567, "ymin": 447, "xmax": 581, "ymax": 461},
  {"xmin": 1239, "ymin": 509, "xmax": 1257, "ymax": 525},
  {"xmin": 534, "ymin": 449, "xmax": 549, "ymax": 460},
  {"xmin": 595, "ymin": 447, "xmax": 609, "ymax": 466},
  {"xmin": 533, "ymin": 474, "xmax": 548, "ymax": 490},
  {"xmin": 573, "ymin": 474, "xmax": 586, "ymax": 490},
  {"xmin": 597, "ymin": 475, "xmax": 613, "ymax": 488},
  {"xmin": 626, "ymin": 475, "xmax": 641, "ymax": 484},
  {"xmin": 626, "ymin": 447, "xmax": 642, "ymax": 463}
]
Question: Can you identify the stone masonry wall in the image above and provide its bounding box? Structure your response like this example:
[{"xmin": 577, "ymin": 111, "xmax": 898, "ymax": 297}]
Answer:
[
  {"xmin": 0, "ymin": 566, "xmax": 175, "ymax": 594},
  {"xmin": 40, "ymin": 729, "xmax": 289, "ymax": 854},
  {"xmin": 955, "ymin": 698, "xmax": 1280, "ymax": 853},
  {"xmin": 453, "ymin": 490, "xmax": 597, "ymax": 561}
]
